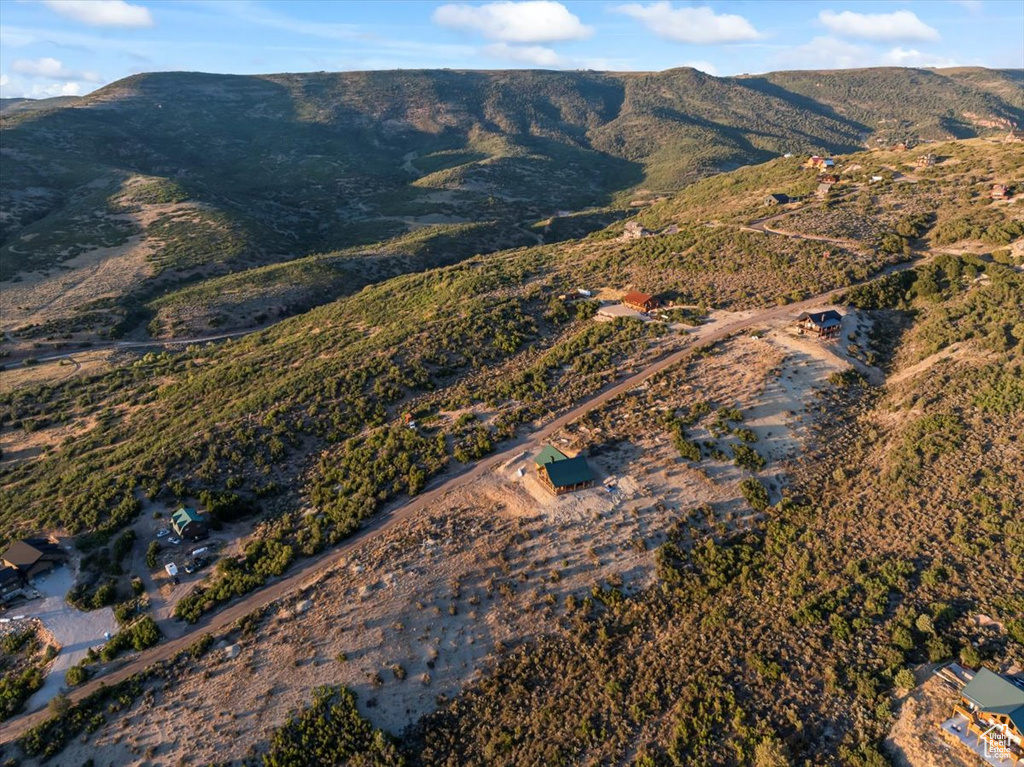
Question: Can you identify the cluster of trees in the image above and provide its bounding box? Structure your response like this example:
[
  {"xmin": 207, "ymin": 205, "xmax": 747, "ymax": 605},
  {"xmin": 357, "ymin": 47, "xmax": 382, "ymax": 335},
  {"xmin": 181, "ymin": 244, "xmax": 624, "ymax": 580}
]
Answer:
[
  {"xmin": 261, "ymin": 686, "xmax": 405, "ymax": 767},
  {"xmin": 0, "ymin": 628, "xmax": 47, "ymax": 721}
]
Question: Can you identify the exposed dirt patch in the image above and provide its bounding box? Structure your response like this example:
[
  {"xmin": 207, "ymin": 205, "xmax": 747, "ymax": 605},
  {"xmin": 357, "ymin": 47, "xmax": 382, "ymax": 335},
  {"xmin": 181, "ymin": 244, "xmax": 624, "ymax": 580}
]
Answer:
[
  {"xmin": 36, "ymin": 320, "xmax": 862, "ymax": 766},
  {"xmin": 885, "ymin": 674, "xmax": 975, "ymax": 767}
]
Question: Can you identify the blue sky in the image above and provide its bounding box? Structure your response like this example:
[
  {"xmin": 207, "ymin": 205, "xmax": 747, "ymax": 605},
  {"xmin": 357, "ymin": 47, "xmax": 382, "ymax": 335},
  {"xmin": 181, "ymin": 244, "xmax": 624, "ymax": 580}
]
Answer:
[{"xmin": 1, "ymin": 0, "xmax": 1022, "ymax": 98}]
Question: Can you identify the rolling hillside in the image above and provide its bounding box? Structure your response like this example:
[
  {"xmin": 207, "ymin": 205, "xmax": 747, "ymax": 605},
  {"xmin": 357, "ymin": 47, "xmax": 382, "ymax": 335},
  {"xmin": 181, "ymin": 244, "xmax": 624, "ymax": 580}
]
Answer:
[{"xmin": 1, "ymin": 67, "xmax": 1020, "ymax": 342}]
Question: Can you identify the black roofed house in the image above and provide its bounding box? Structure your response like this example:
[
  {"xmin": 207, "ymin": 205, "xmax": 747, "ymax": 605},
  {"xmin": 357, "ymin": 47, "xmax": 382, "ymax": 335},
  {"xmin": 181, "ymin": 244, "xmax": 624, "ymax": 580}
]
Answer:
[
  {"xmin": 170, "ymin": 506, "xmax": 208, "ymax": 541},
  {"xmin": 0, "ymin": 566, "xmax": 25, "ymax": 603},
  {"xmin": 796, "ymin": 310, "xmax": 843, "ymax": 339},
  {"xmin": 535, "ymin": 446, "xmax": 596, "ymax": 495},
  {"xmin": 1, "ymin": 538, "xmax": 67, "ymax": 581},
  {"xmin": 764, "ymin": 193, "xmax": 789, "ymax": 206}
]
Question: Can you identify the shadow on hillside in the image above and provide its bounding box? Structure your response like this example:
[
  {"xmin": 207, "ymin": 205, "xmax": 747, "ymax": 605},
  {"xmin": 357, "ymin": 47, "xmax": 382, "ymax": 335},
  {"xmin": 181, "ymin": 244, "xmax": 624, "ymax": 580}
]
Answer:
[{"xmin": 730, "ymin": 77, "xmax": 869, "ymax": 152}]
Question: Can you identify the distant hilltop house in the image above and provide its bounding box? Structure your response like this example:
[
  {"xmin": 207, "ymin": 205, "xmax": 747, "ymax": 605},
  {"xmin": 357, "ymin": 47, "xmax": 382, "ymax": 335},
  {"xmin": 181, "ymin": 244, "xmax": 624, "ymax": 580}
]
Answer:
[
  {"xmin": 170, "ymin": 506, "xmax": 209, "ymax": 541},
  {"xmin": 534, "ymin": 446, "xmax": 596, "ymax": 495},
  {"xmin": 948, "ymin": 668, "xmax": 1024, "ymax": 764},
  {"xmin": 1, "ymin": 537, "xmax": 66, "ymax": 582},
  {"xmin": 992, "ymin": 183, "xmax": 1011, "ymax": 200},
  {"xmin": 621, "ymin": 221, "xmax": 653, "ymax": 240},
  {"xmin": 916, "ymin": 153, "xmax": 937, "ymax": 167},
  {"xmin": 796, "ymin": 310, "xmax": 843, "ymax": 339},
  {"xmin": 764, "ymin": 193, "xmax": 790, "ymax": 206},
  {"xmin": 622, "ymin": 291, "xmax": 660, "ymax": 313},
  {"xmin": 805, "ymin": 155, "xmax": 835, "ymax": 170}
]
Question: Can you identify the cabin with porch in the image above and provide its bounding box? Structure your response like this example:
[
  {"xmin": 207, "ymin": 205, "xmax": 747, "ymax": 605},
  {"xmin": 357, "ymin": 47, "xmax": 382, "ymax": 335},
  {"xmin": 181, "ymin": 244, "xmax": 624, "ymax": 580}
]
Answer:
[
  {"xmin": 622, "ymin": 291, "xmax": 660, "ymax": 313},
  {"xmin": 534, "ymin": 447, "xmax": 596, "ymax": 495},
  {"xmin": 796, "ymin": 310, "xmax": 843, "ymax": 339},
  {"xmin": 950, "ymin": 668, "xmax": 1024, "ymax": 764}
]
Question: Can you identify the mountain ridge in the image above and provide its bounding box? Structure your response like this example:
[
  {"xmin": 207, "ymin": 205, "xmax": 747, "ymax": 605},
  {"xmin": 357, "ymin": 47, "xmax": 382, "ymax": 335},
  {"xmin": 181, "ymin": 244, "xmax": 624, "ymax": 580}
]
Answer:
[{"xmin": 1, "ymin": 66, "xmax": 1020, "ymax": 341}]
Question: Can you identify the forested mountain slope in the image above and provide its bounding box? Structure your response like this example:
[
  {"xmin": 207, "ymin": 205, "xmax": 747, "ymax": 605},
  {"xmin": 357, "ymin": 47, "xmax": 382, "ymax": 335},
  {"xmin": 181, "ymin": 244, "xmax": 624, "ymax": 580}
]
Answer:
[{"xmin": 1, "ymin": 67, "xmax": 1019, "ymax": 342}]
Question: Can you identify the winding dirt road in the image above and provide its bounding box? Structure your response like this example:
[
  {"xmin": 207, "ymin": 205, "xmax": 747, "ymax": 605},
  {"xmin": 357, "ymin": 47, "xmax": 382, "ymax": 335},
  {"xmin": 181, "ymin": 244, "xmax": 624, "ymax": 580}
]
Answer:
[{"xmin": 0, "ymin": 258, "xmax": 921, "ymax": 743}]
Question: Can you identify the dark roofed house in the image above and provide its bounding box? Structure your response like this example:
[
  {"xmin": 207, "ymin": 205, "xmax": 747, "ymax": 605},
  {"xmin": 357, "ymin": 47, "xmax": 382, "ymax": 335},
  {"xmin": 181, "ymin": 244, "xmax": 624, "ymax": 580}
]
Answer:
[
  {"xmin": 622, "ymin": 291, "xmax": 660, "ymax": 313},
  {"xmin": 764, "ymin": 193, "xmax": 789, "ymax": 206},
  {"xmin": 950, "ymin": 668, "xmax": 1024, "ymax": 763},
  {"xmin": 0, "ymin": 566, "xmax": 25, "ymax": 603},
  {"xmin": 796, "ymin": 310, "xmax": 843, "ymax": 339},
  {"xmin": 534, "ymin": 446, "xmax": 596, "ymax": 495},
  {"xmin": 540, "ymin": 456, "xmax": 596, "ymax": 495},
  {"xmin": 1, "ymin": 538, "xmax": 66, "ymax": 581},
  {"xmin": 170, "ymin": 507, "xmax": 208, "ymax": 541}
]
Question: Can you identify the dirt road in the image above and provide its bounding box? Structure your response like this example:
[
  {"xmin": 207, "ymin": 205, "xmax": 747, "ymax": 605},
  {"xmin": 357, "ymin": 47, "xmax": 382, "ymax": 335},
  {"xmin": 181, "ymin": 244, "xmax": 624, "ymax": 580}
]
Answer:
[
  {"xmin": 0, "ymin": 260, "xmax": 921, "ymax": 743},
  {"xmin": 4, "ymin": 328, "xmax": 262, "ymax": 367}
]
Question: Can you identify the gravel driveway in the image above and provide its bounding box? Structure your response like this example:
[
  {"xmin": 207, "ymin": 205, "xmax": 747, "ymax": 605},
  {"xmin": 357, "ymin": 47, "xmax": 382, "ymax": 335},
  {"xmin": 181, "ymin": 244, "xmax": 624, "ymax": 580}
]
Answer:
[{"xmin": 18, "ymin": 566, "xmax": 116, "ymax": 713}]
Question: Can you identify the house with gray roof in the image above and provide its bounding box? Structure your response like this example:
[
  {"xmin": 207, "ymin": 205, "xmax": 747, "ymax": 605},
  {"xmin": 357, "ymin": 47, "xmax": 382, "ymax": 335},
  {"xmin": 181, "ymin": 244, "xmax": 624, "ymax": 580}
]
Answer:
[{"xmin": 951, "ymin": 667, "xmax": 1024, "ymax": 763}]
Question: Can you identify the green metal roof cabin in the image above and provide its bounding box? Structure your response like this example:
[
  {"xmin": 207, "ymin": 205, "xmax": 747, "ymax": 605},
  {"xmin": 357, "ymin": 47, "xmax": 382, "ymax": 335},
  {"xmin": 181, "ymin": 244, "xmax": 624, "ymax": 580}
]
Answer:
[
  {"xmin": 534, "ymin": 447, "xmax": 596, "ymax": 495},
  {"xmin": 950, "ymin": 667, "xmax": 1024, "ymax": 762},
  {"xmin": 534, "ymin": 446, "xmax": 568, "ymax": 466},
  {"xmin": 961, "ymin": 668, "xmax": 1024, "ymax": 732},
  {"xmin": 170, "ymin": 506, "xmax": 208, "ymax": 540}
]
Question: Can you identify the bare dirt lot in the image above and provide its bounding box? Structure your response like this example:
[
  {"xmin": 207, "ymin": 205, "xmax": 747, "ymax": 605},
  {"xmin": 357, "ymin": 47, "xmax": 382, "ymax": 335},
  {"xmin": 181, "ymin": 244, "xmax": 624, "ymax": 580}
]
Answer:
[
  {"xmin": 885, "ymin": 673, "xmax": 978, "ymax": 767},
  {"xmin": 36, "ymin": 308, "xmax": 879, "ymax": 766}
]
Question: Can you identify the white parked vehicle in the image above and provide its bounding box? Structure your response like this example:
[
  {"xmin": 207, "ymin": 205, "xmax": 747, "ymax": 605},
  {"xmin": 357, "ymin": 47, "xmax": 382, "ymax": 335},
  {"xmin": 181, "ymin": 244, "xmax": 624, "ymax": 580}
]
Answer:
[
  {"xmin": 190, "ymin": 547, "xmax": 208, "ymax": 557},
  {"xmin": 168, "ymin": 537, "xmax": 181, "ymax": 545},
  {"xmin": 156, "ymin": 529, "xmax": 170, "ymax": 538},
  {"xmin": 165, "ymin": 562, "xmax": 178, "ymax": 577}
]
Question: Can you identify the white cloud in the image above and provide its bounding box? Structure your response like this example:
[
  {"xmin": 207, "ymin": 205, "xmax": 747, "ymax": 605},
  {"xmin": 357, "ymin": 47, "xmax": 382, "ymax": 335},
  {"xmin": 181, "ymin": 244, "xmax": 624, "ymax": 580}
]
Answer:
[
  {"xmin": 681, "ymin": 60, "xmax": 718, "ymax": 76},
  {"xmin": 11, "ymin": 57, "xmax": 72, "ymax": 79},
  {"xmin": 818, "ymin": 10, "xmax": 939, "ymax": 42},
  {"xmin": 10, "ymin": 57, "xmax": 103, "ymax": 83},
  {"xmin": 0, "ymin": 75, "xmax": 90, "ymax": 98},
  {"xmin": 881, "ymin": 47, "xmax": 959, "ymax": 68},
  {"xmin": 42, "ymin": 0, "xmax": 154, "ymax": 28},
  {"xmin": 432, "ymin": 1, "xmax": 592, "ymax": 43},
  {"xmin": 774, "ymin": 36, "xmax": 871, "ymax": 70},
  {"xmin": 953, "ymin": 0, "xmax": 982, "ymax": 11},
  {"xmin": 772, "ymin": 35, "xmax": 959, "ymax": 71},
  {"xmin": 614, "ymin": 3, "xmax": 761, "ymax": 44},
  {"xmin": 482, "ymin": 43, "xmax": 563, "ymax": 67}
]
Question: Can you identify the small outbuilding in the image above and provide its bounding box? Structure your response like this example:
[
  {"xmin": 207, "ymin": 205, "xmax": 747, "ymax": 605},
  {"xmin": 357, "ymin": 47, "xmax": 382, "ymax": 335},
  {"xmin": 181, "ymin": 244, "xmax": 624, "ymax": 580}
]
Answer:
[
  {"xmin": 992, "ymin": 183, "xmax": 1010, "ymax": 200},
  {"xmin": 917, "ymin": 153, "xmax": 937, "ymax": 167},
  {"xmin": 170, "ymin": 507, "xmax": 208, "ymax": 541},
  {"xmin": 622, "ymin": 291, "xmax": 660, "ymax": 313},
  {"xmin": 0, "ymin": 538, "xmax": 66, "ymax": 581},
  {"xmin": 796, "ymin": 310, "xmax": 843, "ymax": 339}
]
